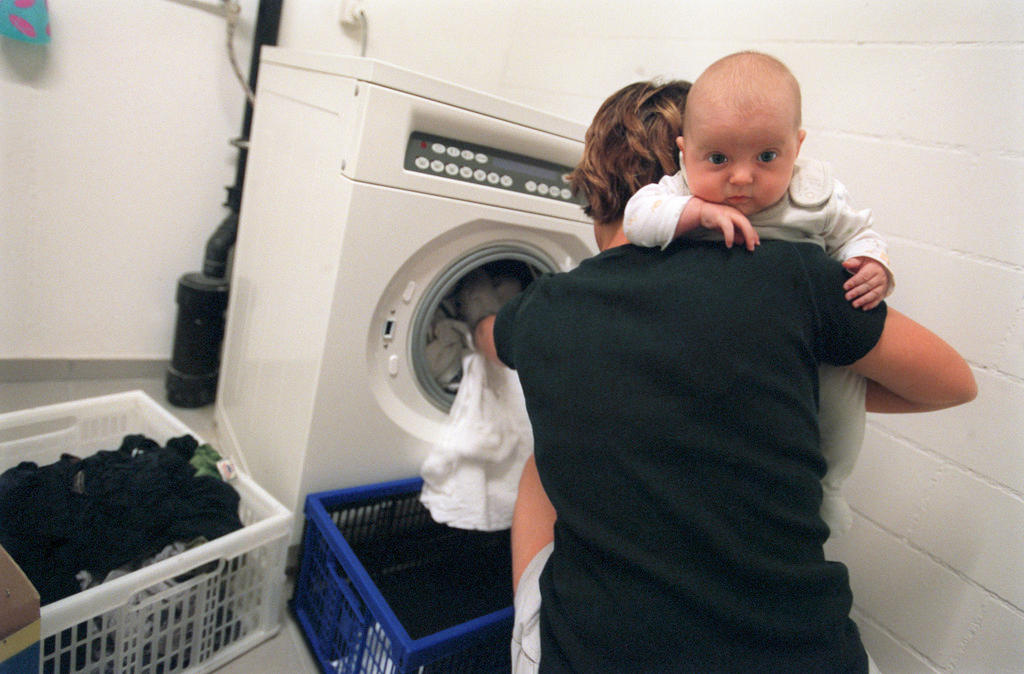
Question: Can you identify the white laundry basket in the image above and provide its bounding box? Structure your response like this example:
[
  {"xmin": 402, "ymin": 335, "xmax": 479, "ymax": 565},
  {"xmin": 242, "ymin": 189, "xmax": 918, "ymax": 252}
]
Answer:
[{"xmin": 0, "ymin": 390, "xmax": 292, "ymax": 674}]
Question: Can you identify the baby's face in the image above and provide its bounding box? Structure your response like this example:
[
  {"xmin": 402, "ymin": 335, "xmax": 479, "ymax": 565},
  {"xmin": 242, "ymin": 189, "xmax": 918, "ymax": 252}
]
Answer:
[{"xmin": 681, "ymin": 98, "xmax": 804, "ymax": 216}]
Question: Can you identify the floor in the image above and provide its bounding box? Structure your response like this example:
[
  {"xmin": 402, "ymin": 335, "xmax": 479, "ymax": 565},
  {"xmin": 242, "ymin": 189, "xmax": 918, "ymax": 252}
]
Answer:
[{"xmin": 0, "ymin": 375, "xmax": 321, "ymax": 673}]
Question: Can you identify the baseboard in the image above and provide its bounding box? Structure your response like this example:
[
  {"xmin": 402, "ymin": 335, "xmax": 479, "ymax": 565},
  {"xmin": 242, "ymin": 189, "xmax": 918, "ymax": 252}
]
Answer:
[{"xmin": 0, "ymin": 359, "xmax": 169, "ymax": 383}]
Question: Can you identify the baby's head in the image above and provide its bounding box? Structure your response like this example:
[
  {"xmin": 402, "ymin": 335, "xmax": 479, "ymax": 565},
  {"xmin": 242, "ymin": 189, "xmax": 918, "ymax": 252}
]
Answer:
[{"xmin": 680, "ymin": 51, "xmax": 806, "ymax": 215}]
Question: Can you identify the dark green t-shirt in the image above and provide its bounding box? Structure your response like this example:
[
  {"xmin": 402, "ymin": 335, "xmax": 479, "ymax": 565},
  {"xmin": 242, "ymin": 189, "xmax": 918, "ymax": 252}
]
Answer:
[{"xmin": 495, "ymin": 240, "xmax": 886, "ymax": 673}]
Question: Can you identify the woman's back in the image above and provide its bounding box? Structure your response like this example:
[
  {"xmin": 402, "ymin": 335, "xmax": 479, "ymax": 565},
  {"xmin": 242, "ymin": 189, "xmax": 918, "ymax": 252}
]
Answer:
[{"xmin": 495, "ymin": 240, "xmax": 883, "ymax": 672}]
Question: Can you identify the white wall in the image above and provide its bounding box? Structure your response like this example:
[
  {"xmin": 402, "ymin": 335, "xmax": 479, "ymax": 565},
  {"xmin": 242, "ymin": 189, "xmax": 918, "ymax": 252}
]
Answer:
[
  {"xmin": 1, "ymin": 0, "xmax": 256, "ymax": 359},
  {"xmin": 4, "ymin": 0, "xmax": 1022, "ymax": 670}
]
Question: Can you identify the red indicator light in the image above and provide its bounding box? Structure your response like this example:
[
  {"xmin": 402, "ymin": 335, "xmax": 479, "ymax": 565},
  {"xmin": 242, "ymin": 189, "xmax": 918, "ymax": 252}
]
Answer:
[{"xmin": 420, "ymin": 141, "xmax": 427, "ymax": 148}]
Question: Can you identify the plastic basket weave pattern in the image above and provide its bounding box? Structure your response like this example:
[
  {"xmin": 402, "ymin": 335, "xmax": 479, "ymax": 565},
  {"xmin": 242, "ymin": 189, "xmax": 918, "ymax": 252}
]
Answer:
[
  {"xmin": 294, "ymin": 478, "xmax": 513, "ymax": 673},
  {"xmin": 0, "ymin": 391, "xmax": 292, "ymax": 674}
]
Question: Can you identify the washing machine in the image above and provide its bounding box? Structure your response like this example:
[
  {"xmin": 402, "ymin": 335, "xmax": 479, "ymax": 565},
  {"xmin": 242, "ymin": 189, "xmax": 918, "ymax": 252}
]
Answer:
[{"xmin": 215, "ymin": 48, "xmax": 596, "ymax": 542}]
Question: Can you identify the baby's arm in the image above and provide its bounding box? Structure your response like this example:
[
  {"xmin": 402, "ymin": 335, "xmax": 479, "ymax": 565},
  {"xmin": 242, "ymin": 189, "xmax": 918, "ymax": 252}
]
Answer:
[
  {"xmin": 623, "ymin": 175, "xmax": 691, "ymax": 249},
  {"xmin": 624, "ymin": 174, "xmax": 759, "ymax": 250},
  {"xmin": 678, "ymin": 198, "xmax": 760, "ymax": 251},
  {"xmin": 823, "ymin": 181, "xmax": 894, "ymax": 310},
  {"xmin": 842, "ymin": 257, "xmax": 889, "ymax": 310}
]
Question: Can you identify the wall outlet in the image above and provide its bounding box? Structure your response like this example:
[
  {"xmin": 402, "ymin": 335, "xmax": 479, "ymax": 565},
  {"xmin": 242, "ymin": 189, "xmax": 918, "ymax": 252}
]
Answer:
[{"xmin": 338, "ymin": 0, "xmax": 365, "ymax": 27}]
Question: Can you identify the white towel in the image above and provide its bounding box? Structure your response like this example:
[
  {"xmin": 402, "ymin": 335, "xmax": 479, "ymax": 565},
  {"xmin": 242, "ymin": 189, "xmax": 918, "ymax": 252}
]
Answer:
[{"xmin": 420, "ymin": 349, "xmax": 533, "ymax": 531}]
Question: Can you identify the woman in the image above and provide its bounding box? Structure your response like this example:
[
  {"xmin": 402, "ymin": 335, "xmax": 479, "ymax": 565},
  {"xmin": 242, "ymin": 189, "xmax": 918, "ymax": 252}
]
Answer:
[{"xmin": 470, "ymin": 81, "xmax": 976, "ymax": 672}]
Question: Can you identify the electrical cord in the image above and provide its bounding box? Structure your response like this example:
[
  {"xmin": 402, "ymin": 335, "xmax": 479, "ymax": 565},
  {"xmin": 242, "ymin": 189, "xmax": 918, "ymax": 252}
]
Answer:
[
  {"xmin": 223, "ymin": 0, "xmax": 256, "ymax": 106},
  {"xmin": 357, "ymin": 9, "xmax": 368, "ymax": 57}
]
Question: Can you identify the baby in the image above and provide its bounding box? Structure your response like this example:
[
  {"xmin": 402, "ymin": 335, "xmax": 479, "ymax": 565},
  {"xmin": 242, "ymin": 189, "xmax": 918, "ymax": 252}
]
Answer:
[{"xmin": 624, "ymin": 51, "xmax": 893, "ymax": 536}]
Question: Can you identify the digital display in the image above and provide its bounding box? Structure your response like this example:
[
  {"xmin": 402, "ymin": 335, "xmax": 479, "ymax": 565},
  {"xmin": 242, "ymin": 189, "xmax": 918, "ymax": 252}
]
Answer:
[{"xmin": 489, "ymin": 155, "xmax": 568, "ymax": 184}]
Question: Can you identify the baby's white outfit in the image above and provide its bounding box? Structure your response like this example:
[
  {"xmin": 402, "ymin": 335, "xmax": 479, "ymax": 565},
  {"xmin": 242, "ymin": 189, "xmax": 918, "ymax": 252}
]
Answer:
[
  {"xmin": 624, "ymin": 158, "xmax": 892, "ymax": 537},
  {"xmin": 625, "ymin": 158, "xmax": 892, "ymax": 267}
]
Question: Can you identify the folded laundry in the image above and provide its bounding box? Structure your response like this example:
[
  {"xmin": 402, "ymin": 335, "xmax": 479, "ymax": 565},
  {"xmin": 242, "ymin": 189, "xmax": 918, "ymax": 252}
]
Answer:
[{"xmin": 0, "ymin": 434, "xmax": 243, "ymax": 605}]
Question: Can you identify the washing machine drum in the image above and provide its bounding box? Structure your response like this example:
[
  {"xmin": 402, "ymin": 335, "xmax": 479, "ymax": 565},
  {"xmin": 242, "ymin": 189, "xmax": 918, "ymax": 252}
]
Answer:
[{"xmin": 411, "ymin": 249, "xmax": 555, "ymax": 413}]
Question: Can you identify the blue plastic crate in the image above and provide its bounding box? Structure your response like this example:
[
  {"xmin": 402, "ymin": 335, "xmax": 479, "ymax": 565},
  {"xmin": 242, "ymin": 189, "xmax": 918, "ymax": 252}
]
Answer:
[{"xmin": 293, "ymin": 478, "xmax": 514, "ymax": 673}]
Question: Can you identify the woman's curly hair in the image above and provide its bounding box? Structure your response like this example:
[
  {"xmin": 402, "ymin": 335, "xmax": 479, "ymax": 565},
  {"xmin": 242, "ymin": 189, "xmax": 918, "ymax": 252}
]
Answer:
[{"xmin": 567, "ymin": 80, "xmax": 690, "ymax": 225}]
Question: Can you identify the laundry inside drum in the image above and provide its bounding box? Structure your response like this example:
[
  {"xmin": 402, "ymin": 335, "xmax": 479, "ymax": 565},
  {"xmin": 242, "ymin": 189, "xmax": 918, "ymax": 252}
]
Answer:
[{"xmin": 416, "ymin": 258, "xmax": 546, "ymax": 412}]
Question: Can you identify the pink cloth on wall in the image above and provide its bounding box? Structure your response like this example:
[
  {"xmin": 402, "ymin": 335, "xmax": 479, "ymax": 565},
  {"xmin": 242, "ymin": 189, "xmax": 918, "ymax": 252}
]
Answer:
[{"xmin": 2, "ymin": 0, "xmax": 49, "ymax": 44}]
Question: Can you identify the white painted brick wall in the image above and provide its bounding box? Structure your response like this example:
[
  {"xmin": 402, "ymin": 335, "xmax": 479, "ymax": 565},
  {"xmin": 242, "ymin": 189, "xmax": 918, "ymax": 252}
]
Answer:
[
  {"xmin": 909, "ymin": 468, "xmax": 1024, "ymax": 608},
  {"xmin": 818, "ymin": 141, "xmax": 1024, "ymax": 265},
  {"xmin": 872, "ymin": 370, "xmax": 1024, "ymax": 492}
]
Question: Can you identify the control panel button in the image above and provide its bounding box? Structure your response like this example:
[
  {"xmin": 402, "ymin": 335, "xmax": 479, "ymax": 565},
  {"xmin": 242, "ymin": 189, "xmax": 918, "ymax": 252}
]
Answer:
[
  {"xmin": 402, "ymin": 281, "xmax": 417, "ymax": 302},
  {"xmin": 388, "ymin": 354, "xmax": 399, "ymax": 376},
  {"xmin": 410, "ymin": 133, "xmax": 579, "ymax": 202}
]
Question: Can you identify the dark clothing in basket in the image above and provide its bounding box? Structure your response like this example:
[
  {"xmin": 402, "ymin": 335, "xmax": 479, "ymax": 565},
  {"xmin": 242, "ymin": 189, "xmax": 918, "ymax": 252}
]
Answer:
[{"xmin": 0, "ymin": 434, "xmax": 242, "ymax": 605}]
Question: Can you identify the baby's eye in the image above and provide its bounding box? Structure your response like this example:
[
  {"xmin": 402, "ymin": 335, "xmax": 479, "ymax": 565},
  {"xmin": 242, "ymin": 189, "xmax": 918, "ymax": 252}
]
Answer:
[
  {"xmin": 708, "ymin": 153, "xmax": 728, "ymax": 165},
  {"xmin": 758, "ymin": 150, "xmax": 778, "ymax": 162}
]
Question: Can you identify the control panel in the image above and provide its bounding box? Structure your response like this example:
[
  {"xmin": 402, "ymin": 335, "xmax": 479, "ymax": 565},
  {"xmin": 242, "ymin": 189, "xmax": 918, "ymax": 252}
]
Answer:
[{"xmin": 404, "ymin": 131, "xmax": 583, "ymax": 205}]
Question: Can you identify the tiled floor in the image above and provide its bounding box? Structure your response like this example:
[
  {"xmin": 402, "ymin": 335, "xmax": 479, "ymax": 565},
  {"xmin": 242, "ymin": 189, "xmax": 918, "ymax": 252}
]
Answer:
[{"xmin": 0, "ymin": 375, "xmax": 321, "ymax": 673}]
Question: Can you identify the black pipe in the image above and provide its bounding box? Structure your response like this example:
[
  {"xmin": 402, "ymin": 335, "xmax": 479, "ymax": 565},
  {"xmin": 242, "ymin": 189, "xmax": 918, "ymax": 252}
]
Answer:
[
  {"xmin": 166, "ymin": 273, "xmax": 231, "ymax": 408},
  {"xmin": 203, "ymin": 211, "xmax": 238, "ymax": 278},
  {"xmin": 166, "ymin": 0, "xmax": 283, "ymax": 408},
  {"xmin": 226, "ymin": 0, "xmax": 282, "ymax": 214}
]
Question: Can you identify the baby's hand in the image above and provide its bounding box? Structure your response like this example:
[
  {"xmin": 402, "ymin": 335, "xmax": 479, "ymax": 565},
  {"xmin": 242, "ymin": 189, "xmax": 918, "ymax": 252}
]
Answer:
[
  {"xmin": 692, "ymin": 199, "xmax": 760, "ymax": 251},
  {"xmin": 842, "ymin": 257, "xmax": 890, "ymax": 310}
]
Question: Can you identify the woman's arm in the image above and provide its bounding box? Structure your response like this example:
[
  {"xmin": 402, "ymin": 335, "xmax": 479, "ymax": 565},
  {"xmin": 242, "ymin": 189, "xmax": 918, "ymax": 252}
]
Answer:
[
  {"xmin": 475, "ymin": 314, "xmax": 555, "ymax": 588},
  {"xmin": 851, "ymin": 308, "xmax": 977, "ymax": 412},
  {"xmin": 864, "ymin": 379, "xmax": 950, "ymax": 413},
  {"xmin": 512, "ymin": 454, "xmax": 556, "ymax": 592},
  {"xmin": 475, "ymin": 311, "xmax": 553, "ymax": 589},
  {"xmin": 475, "ymin": 314, "xmax": 500, "ymax": 364}
]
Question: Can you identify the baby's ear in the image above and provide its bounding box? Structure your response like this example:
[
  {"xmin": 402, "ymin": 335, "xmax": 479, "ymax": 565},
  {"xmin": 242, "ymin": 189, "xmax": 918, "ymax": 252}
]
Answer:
[
  {"xmin": 676, "ymin": 136, "xmax": 685, "ymax": 168},
  {"xmin": 796, "ymin": 128, "xmax": 807, "ymax": 153}
]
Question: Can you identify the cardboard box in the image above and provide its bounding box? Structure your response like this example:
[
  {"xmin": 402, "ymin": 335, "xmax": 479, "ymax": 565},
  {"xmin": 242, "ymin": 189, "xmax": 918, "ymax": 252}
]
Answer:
[{"xmin": 0, "ymin": 545, "xmax": 39, "ymax": 673}]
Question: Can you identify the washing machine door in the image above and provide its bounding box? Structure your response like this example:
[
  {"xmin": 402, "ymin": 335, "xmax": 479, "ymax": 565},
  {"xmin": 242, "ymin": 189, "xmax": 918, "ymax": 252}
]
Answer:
[
  {"xmin": 368, "ymin": 220, "xmax": 594, "ymax": 444},
  {"xmin": 410, "ymin": 244, "xmax": 557, "ymax": 412}
]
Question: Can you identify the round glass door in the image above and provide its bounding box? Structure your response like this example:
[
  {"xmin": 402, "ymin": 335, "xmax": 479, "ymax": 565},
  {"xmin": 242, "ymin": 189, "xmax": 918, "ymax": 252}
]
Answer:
[{"xmin": 410, "ymin": 245, "xmax": 556, "ymax": 412}]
